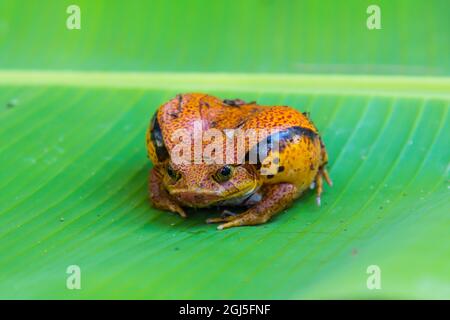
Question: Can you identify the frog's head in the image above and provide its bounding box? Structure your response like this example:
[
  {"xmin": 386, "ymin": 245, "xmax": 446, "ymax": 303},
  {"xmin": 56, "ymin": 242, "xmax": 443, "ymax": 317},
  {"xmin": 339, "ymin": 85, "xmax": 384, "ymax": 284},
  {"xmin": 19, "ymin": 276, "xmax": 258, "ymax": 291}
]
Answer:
[{"xmin": 162, "ymin": 161, "xmax": 261, "ymax": 208}]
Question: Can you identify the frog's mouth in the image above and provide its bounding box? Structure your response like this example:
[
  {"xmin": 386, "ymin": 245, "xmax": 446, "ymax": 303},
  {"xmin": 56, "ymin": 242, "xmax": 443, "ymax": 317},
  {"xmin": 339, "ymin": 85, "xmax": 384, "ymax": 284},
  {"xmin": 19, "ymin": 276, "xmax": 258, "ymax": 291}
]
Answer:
[
  {"xmin": 215, "ymin": 186, "xmax": 262, "ymax": 207},
  {"xmin": 170, "ymin": 184, "xmax": 260, "ymax": 208}
]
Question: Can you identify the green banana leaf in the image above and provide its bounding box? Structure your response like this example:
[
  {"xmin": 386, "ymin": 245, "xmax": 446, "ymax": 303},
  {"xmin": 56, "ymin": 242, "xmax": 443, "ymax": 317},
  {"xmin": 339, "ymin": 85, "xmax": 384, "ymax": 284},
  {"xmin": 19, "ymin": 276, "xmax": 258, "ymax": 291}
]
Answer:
[{"xmin": 0, "ymin": 0, "xmax": 449, "ymax": 299}]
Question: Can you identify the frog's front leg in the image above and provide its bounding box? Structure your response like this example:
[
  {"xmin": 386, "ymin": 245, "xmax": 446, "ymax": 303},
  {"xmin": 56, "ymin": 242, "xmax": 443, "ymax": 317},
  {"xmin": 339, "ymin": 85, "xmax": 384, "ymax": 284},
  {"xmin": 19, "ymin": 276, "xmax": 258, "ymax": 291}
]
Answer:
[
  {"xmin": 149, "ymin": 166, "xmax": 187, "ymax": 218},
  {"xmin": 207, "ymin": 183, "xmax": 298, "ymax": 230}
]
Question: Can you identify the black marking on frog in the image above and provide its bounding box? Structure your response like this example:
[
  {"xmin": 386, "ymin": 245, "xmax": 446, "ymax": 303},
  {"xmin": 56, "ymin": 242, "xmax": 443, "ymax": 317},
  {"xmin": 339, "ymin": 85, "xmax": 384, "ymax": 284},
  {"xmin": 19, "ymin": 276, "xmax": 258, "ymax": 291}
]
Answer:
[
  {"xmin": 150, "ymin": 112, "xmax": 170, "ymax": 162},
  {"xmin": 176, "ymin": 94, "xmax": 183, "ymax": 113},
  {"xmin": 244, "ymin": 126, "xmax": 317, "ymax": 165},
  {"xmin": 223, "ymin": 99, "xmax": 256, "ymax": 107}
]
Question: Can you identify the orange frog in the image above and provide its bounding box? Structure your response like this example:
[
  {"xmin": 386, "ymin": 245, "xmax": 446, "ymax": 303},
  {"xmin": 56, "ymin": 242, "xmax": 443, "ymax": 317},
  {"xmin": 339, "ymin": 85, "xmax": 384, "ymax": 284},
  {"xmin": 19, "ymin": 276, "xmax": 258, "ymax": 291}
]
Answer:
[{"xmin": 146, "ymin": 93, "xmax": 332, "ymax": 230}]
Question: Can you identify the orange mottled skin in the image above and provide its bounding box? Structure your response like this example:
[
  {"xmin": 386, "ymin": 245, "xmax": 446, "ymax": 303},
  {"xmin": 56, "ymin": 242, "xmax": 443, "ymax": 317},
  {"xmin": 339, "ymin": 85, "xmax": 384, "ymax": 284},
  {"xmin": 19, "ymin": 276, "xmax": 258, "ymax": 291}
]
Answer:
[{"xmin": 146, "ymin": 93, "xmax": 332, "ymax": 229}]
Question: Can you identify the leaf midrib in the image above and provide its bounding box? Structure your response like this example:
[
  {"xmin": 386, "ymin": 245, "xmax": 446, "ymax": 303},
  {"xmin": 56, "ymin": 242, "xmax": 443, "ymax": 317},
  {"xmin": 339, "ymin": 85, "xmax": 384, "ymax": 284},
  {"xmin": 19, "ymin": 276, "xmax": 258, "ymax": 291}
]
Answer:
[{"xmin": 0, "ymin": 70, "xmax": 449, "ymax": 99}]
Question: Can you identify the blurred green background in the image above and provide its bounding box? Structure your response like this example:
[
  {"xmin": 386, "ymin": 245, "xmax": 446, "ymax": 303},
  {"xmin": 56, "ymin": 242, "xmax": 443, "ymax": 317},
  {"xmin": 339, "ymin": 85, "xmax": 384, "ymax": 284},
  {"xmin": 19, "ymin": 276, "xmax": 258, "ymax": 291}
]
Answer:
[
  {"xmin": 1, "ymin": 0, "xmax": 449, "ymax": 74},
  {"xmin": 0, "ymin": 0, "xmax": 449, "ymax": 299}
]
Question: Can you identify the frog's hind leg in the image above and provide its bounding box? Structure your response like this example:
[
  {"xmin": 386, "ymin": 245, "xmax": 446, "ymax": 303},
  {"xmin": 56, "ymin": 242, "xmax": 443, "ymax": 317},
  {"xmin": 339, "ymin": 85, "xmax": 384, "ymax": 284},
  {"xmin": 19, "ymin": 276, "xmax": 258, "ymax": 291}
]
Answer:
[
  {"xmin": 315, "ymin": 166, "xmax": 332, "ymax": 206},
  {"xmin": 206, "ymin": 183, "xmax": 298, "ymax": 230}
]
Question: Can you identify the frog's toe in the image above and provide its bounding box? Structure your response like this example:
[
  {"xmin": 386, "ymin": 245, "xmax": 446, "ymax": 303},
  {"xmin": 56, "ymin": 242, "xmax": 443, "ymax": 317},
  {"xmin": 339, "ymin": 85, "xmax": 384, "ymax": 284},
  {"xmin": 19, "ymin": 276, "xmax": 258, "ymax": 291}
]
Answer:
[
  {"xmin": 175, "ymin": 207, "xmax": 187, "ymax": 218},
  {"xmin": 164, "ymin": 202, "xmax": 187, "ymax": 218},
  {"xmin": 323, "ymin": 168, "xmax": 333, "ymax": 186},
  {"xmin": 221, "ymin": 209, "xmax": 238, "ymax": 218},
  {"xmin": 206, "ymin": 216, "xmax": 234, "ymax": 224},
  {"xmin": 316, "ymin": 196, "xmax": 321, "ymax": 207},
  {"xmin": 206, "ymin": 209, "xmax": 239, "ymax": 223},
  {"xmin": 216, "ymin": 212, "xmax": 270, "ymax": 230},
  {"xmin": 206, "ymin": 217, "xmax": 223, "ymax": 224}
]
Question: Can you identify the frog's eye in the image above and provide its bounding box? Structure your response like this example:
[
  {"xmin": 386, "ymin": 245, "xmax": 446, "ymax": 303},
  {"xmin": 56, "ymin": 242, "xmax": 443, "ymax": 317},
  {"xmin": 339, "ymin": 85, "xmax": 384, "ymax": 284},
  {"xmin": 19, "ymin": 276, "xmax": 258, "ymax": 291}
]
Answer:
[
  {"xmin": 167, "ymin": 164, "xmax": 181, "ymax": 181},
  {"xmin": 213, "ymin": 165, "xmax": 234, "ymax": 183}
]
